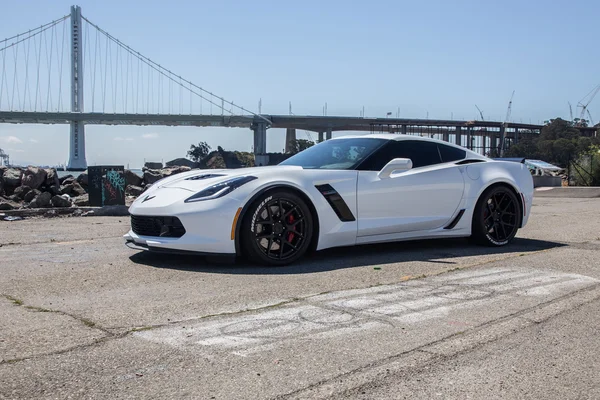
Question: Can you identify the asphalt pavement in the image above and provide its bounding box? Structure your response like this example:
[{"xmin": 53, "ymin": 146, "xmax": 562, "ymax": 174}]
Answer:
[{"xmin": 0, "ymin": 196, "xmax": 599, "ymax": 399}]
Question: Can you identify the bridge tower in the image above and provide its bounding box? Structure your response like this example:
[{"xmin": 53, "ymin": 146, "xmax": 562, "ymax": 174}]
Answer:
[{"xmin": 67, "ymin": 5, "xmax": 87, "ymax": 171}]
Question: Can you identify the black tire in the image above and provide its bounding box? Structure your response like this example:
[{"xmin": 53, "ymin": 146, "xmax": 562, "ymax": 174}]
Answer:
[
  {"xmin": 241, "ymin": 190, "xmax": 313, "ymax": 266},
  {"xmin": 471, "ymin": 185, "xmax": 522, "ymax": 246}
]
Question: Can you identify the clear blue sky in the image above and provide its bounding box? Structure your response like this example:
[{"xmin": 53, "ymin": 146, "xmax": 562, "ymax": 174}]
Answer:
[{"xmin": 1, "ymin": 0, "xmax": 599, "ymax": 167}]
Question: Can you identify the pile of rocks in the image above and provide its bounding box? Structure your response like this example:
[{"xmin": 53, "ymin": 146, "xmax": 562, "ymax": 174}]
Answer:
[
  {"xmin": 0, "ymin": 166, "xmax": 89, "ymax": 211},
  {"xmin": 125, "ymin": 165, "xmax": 192, "ymax": 196},
  {"xmin": 1, "ymin": 165, "xmax": 194, "ymax": 211}
]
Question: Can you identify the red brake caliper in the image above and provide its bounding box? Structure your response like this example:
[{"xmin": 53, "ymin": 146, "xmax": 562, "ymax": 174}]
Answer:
[{"xmin": 287, "ymin": 214, "xmax": 295, "ymax": 242}]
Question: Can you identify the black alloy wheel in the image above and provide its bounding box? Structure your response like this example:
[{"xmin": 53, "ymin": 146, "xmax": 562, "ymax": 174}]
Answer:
[
  {"xmin": 472, "ymin": 185, "xmax": 521, "ymax": 246},
  {"xmin": 242, "ymin": 190, "xmax": 313, "ymax": 265}
]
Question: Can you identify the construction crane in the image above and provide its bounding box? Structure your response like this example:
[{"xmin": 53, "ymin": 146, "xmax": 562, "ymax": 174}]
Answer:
[
  {"xmin": 288, "ymin": 103, "xmax": 315, "ymax": 143},
  {"xmin": 569, "ymin": 102, "xmax": 574, "ymax": 122},
  {"xmin": 587, "ymin": 109, "xmax": 595, "ymax": 126},
  {"xmin": 577, "ymin": 84, "xmax": 600, "ymax": 121},
  {"xmin": 504, "ymin": 90, "xmax": 515, "ymax": 124},
  {"xmin": 475, "ymin": 105, "xmax": 485, "ymax": 121},
  {"xmin": 499, "ymin": 90, "xmax": 515, "ymax": 157}
]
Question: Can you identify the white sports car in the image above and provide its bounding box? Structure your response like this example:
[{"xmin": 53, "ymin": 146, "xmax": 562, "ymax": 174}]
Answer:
[{"xmin": 124, "ymin": 134, "xmax": 534, "ymax": 265}]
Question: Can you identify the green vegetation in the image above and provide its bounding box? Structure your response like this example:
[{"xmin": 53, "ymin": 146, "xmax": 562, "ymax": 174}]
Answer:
[
  {"xmin": 288, "ymin": 139, "xmax": 315, "ymax": 154},
  {"xmin": 187, "ymin": 141, "xmax": 212, "ymax": 163},
  {"xmin": 5, "ymin": 295, "xmax": 23, "ymax": 306},
  {"xmin": 505, "ymin": 118, "xmax": 600, "ymax": 185},
  {"xmin": 506, "ymin": 119, "xmax": 599, "ymax": 166}
]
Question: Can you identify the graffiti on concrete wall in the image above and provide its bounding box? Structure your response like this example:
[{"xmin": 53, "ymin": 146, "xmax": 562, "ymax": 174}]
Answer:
[{"xmin": 88, "ymin": 166, "xmax": 125, "ymax": 206}]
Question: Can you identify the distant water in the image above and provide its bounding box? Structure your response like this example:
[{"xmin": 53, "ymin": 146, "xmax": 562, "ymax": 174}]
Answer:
[{"xmin": 57, "ymin": 169, "xmax": 143, "ymax": 179}]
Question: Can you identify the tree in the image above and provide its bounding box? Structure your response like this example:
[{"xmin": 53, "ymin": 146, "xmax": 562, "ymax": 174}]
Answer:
[
  {"xmin": 505, "ymin": 119, "xmax": 599, "ymax": 167},
  {"xmin": 504, "ymin": 135, "xmax": 539, "ymax": 160},
  {"xmin": 289, "ymin": 139, "xmax": 315, "ymax": 154},
  {"xmin": 187, "ymin": 142, "xmax": 211, "ymax": 162}
]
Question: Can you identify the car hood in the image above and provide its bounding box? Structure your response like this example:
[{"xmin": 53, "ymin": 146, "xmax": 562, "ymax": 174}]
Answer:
[{"xmin": 155, "ymin": 165, "xmax": 304, "ymax": 192}]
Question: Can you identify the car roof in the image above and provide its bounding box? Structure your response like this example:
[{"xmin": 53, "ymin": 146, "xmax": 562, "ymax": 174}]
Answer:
[
  {"xmin": 330, "ymin": 133, "xmax": 486, "ymax": 157},
  {"xmin": 331, "ymin": 133, "xmax": 452, "ymax": 143}
]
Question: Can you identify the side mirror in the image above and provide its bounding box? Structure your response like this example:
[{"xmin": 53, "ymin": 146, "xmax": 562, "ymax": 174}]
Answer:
[{"xmin": 378, "ymin": 158, "xmax": 413, "ymax": 179}]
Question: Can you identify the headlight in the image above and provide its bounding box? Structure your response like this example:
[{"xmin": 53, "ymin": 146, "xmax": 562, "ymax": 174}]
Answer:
[{"xmin": 184, "ymin": 176, "xmax": 257, "ymax": 203}]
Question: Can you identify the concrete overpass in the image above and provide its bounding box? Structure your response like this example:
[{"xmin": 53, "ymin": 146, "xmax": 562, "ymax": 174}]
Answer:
[{"xmin": 1, "ymin": 111, "xmax": 597, "ymax": 166}]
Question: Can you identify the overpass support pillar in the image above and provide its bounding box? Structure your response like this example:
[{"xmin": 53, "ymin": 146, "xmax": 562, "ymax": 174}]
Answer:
[
  {"xmin": 499, "ymin": 124, "xmax": 507, "ymax": 157},
  {"xmin": 67, "ymin": 5, "xmax": 87, "ymax": 171},
  {"xmin": 443, "ymin": 130, "xmax": 450, "ymax": 143},
  {"xmin": 285, "ymin": 128, "xmax": 297, "ymax": 153},
  {"xmin": 252, "ymin": 121, "xmax": 268, "ymax": 166},
  {"xmin": 490, "ymin": 133, "xmax": 498, "ymax": 156},
  {"xmin": 326, "ymin": 128, "xmax": 332, "ymax": 140},
  {"xmin": 318, "ymin": 132, "xmax": 324, "ymax": 142},
  {"xmin": 467, "ymin": 127, "xmax": 473, "ymax": 150},
  {"xmin": 455, "ymin": 126, "xmax": 462, "ymax": 146},
  {"xmin": 401, "ymin": 124, "xmax": 407, "ymax": 135}
]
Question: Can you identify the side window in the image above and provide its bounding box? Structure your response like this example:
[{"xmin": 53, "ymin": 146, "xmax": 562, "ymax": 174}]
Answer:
[
  {"xmin": 438, "ymin": 144, "xmax": 466, "ymax": 163},
  {"xmin": 357, "ymin": 142, "xmax": 398, "ymax": 171},
  {"xmin": 358, "ymin": 140, "xmax": 442, "ymax": 170},
  {"xmin": 394, "ymin": 141, "xmax": 442, "ymax": 168}
]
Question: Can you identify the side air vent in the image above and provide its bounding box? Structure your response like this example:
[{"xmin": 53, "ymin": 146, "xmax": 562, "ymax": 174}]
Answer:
[
  {"xmin": 185, "ymin": 174, "xmax": 225, "ymax": 181},
  {"xmin": 444, "ymin": 209, "xmax": 465, "ymax": 229},
  {"xmin": 456, "ymin": 159, "xmax": 486, "ymax": 165},
  {"xmin": 315, "ymin": 184, "xmax": 356, "ymax": 222}
]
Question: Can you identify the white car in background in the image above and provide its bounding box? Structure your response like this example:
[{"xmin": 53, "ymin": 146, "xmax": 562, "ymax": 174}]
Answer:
[{"xmin": 124, "ymin": 134, "xmax": 534, "ymax": 265}]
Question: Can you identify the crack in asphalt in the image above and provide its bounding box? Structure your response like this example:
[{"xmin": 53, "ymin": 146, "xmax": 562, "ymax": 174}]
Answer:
[
  {"xmin": 274, "ymin": 283, "xmax": 600, "ymax": 400},
  {"xmin": 0, "ymin": 241, "xmax": 592, "ymax": 368},
  {"xmin": 0, "ymin": 235, "xmax": 123, "ymax": 248},
  {"xmin": 0, "ymin": 294, "xmax": 116, "ymax": 365}
]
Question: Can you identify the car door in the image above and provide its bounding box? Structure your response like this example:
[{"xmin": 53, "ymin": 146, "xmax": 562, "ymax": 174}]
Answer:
[{"xmin": 356, "ymin": 140, "xmax": 465, "ymax": 237}]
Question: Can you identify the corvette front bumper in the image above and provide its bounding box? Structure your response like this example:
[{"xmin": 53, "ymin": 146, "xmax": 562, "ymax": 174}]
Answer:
[
  {"xmin": 123, "ymin": 228, "xmax": 236, "ymax": 256},
  {"xmin": 124, "ymin": 190, "xmax": 243, "ymax": 256}
]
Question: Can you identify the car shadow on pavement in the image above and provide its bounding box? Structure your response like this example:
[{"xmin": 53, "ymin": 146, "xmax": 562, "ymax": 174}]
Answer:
[{"xmin": 128, "ymin": 237, "xmax": 565, "ymax": 275}]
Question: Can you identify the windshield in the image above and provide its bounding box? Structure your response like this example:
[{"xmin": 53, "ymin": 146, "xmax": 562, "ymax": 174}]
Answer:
[{"xmin": 280, "ymin": 138, "xmax": 386, "ymax": 170}]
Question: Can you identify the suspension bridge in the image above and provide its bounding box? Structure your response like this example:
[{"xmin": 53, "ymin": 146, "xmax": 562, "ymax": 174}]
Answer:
[{"xmin": 1, "ymin": 6, "xmax": 596, "ymax": 170}]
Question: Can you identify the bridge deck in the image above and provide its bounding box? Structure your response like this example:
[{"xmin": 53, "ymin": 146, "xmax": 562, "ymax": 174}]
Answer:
[{"xmin": 0, "ymin": 111, "xmax": 547, "ymax": 132}]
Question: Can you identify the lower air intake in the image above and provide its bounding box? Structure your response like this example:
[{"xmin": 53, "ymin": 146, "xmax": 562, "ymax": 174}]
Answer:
[{"xmin": 131, "ymin": 215, "xmax": 186, "ymax": 238}]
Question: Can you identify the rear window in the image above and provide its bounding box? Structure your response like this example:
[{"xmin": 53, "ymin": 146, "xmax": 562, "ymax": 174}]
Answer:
[{"xmin": 438, "ymin": 144, "xmax": 466, "ymax": 162}]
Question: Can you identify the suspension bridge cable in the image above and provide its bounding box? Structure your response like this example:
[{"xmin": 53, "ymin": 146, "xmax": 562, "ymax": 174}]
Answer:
[
  {"xmin": 124, "ymin": 48, "xmax": 129, "ymax": 112},
  {"xmin": 113, "ymin": 39, "xmax": 119, "ymax": 113},
  {"xmin": 120, "ymin": 44, "xmax": 126, "ymax": 112},
  {"xmin": 0, "ymin": 16, "xmax": 69, "ymax": 46},
  {"xmin": 11, "ymin": 36, "xmax": 21, "ymax": 110},
  {"xmin": 102, "ymin": 35, "xmax": 109, "ymax": 112},
  {"xmin": 91, "ymin": 26, "xmax": 98, "ymax": 111},
  {"xmin": 81, "ymin": 15, "xmax": 270, "ymax": 122},
  {"xmin": 0, "ymin": 43, "xmax": 6, "ymax": 108},
  {"xmin": 57, "ymin": 19, "xmax": 66, "ymax": 111},
  {"xmin": 147, "ymin": 58, "xmax": 151, "ymax": 113},
  {"xmin": 0, "ymin": 17, "xmax": 69, "ymax": 55},
  {"xmin": 22, "ymin": 30, "xmax": 32, "ymax": 110},
  {"xmin": 107, "ymin": 35, "xmax": 114, "ymax": 112},
  {"xmin": 83, "ymin": 20, "xmax": 91, "ymax": 111},
  {"xmin": 136, "ymin": 52, "xmax": 140, "ymax": 114},
  {"xmin": 34, "ymin": 28, "xmax": 43, "ymax": 111},
  {"xmin": 45, "ymin": 23, "xmax": 56, "ymax": 111}
]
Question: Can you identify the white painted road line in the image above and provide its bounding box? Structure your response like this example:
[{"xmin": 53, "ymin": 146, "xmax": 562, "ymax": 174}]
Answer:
[{"xmin": 133, "ymin": 267, "xmax": 598, "ymax": 356}]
